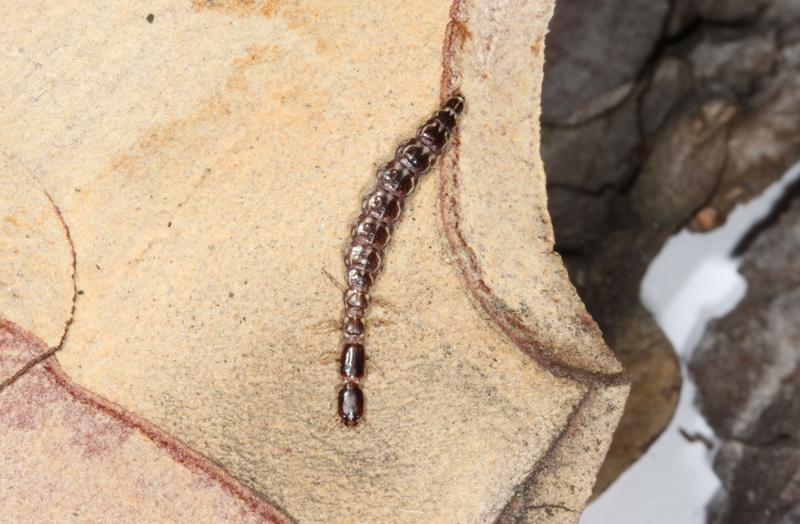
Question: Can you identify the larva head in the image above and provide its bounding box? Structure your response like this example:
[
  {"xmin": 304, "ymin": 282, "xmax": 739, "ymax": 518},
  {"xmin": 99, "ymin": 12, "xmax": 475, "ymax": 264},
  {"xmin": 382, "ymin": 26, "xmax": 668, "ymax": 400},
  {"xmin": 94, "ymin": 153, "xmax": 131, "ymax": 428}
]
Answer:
[{"xmin": 445, "ymin": 93, "xmax": 465, "ymax": 115}]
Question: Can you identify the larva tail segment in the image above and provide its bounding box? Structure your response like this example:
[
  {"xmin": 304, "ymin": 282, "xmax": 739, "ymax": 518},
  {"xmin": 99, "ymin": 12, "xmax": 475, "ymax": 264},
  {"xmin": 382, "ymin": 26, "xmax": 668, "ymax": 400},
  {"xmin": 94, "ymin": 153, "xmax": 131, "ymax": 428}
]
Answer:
[{"xmin": 337, "ymin": 94, "xmax": 465, "ymax": 427}]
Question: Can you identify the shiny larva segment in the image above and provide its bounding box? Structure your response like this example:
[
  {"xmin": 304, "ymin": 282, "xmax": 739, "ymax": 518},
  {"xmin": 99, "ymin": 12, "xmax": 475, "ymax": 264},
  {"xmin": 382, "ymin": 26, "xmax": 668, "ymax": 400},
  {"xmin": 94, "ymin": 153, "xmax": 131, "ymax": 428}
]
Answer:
[
  {"xmin": 340, "ymin": 343, "xmax": 366, "ymax": 379},
  {"xmin": 345, "ymin": 271, "xmax": 366, "ymax": 291},
  {"xmin": 377, "ymin": 162, "xmax": 417, "ymax": 196},
  {"xmin": 337, "ymin": 94, "xmax": 464, "ymax": 426},
  {"xmin": 395, "ymin": 139, "xmax": 434, "ymax": 175},
  {"xmin": 351, "ymin": 217, "xmax": 392, "ymax": 249},
  {"xmin": 345, "ymin": 242, "xmax": 382, "ymax": 274},
  {"xmin": 343, "ymin": 315, "xmax": 365, "ymax": 339},
  {"xmin": 338, "ymin": 382, "xmax": 364, "ymax": 426},
  {"xmin": 344, "ymin": 289, "xmax": 370, "ymax": 309},
  {"xmin": 433, "ymin": 108, "xmax": 456, "ymax": 129},
  {"xmin": 416, "ymin": 121, "xmax": 449, "ymax": 154},
  {"xmin": 362, "ymin": 188, "xmax": 404, "ymax": 223}
]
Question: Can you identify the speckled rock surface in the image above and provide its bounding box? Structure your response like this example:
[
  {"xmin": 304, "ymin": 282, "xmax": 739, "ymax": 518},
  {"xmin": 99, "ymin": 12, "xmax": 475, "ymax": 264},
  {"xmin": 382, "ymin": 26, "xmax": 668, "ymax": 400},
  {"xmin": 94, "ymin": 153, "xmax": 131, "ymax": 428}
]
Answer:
[
  {"xmin": 0, "ymin": 320, "xmax": 291, "ymax": 523},
  {"xmin": 691, "ymin": 194, "xmax": 800, "ymax": 524},
  {"xmin": 542, "ymin": 0, "xmax": 800, "ymax": 494},
  {"xmin": 1, "ymin": 1, "xmax": 627, "ymax": 522},
  {"xmin": 0, "ymin": 157, "xmax": 74, "ymax": 350}
]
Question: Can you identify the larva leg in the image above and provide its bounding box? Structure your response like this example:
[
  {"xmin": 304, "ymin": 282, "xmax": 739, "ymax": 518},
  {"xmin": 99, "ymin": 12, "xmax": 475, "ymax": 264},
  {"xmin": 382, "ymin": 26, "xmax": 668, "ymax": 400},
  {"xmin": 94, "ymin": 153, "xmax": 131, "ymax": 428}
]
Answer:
[
  {"xmin": 321, "ymin": 267, "xmax": 346, "ymax": 292},
  {"xmin": 307, "ymin": 319, "xmax": 340, "ymax": 335}
]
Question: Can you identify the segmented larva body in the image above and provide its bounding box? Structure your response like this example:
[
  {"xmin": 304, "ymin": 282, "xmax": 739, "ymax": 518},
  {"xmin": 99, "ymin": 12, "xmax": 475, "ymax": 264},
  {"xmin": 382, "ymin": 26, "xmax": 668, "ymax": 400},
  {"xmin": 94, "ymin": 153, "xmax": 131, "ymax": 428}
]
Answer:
[{"xmin": 337, "ymin": 94, "xmax": 465, "ymax": 426}]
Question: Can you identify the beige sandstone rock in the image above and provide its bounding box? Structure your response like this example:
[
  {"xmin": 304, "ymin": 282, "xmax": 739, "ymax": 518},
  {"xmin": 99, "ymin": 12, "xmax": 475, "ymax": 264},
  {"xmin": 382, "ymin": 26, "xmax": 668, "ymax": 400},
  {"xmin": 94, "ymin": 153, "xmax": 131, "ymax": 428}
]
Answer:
[
  {"xmin": 0, "ymin": 157, "xmax": 74, "ymax": 350},
  {"xmin": 0, "ymin": 321, "xmax": 291, "ymax": 523},
  {"xmin": 2, "ymin": 0, "xmax": 628, "ymax": 521}
]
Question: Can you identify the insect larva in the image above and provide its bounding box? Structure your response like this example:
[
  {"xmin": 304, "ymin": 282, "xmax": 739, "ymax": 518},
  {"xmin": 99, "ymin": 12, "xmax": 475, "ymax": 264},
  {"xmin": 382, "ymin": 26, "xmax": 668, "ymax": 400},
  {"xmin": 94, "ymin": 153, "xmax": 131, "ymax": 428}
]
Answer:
[{"xmin": 337, "ymin": 94, "xmax": 465, "ymax": 426}]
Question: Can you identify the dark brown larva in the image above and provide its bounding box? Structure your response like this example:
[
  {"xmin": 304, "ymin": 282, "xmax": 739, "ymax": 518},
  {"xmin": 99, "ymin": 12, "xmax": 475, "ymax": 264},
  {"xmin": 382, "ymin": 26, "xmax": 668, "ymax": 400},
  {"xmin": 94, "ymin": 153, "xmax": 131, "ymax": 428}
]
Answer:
[{"xmin": 337, "ymin": 93, "xmax": 465, "ymax": 426}]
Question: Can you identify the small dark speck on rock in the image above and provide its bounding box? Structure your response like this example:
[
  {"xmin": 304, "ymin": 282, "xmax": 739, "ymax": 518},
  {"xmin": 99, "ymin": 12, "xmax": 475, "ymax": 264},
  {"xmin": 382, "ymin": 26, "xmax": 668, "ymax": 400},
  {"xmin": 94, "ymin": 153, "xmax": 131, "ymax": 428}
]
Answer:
[{"xmin": 146, "ymin": 13, "xmax": 154, "ymax": 23}]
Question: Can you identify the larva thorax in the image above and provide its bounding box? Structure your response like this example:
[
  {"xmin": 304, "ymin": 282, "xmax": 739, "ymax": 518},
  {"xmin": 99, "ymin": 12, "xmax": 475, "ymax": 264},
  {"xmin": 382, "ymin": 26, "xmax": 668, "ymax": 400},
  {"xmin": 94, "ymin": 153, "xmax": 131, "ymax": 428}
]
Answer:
[{"xmin": 337, "ymin": 94, "xmax": 465, "ymax": 426}]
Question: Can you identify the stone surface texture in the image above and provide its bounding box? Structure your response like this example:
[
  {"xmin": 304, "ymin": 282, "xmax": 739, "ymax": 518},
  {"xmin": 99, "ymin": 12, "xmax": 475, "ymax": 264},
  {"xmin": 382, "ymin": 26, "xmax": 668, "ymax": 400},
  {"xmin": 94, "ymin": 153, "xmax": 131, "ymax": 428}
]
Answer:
[
  {"xmin": 1, "ymin": 0, "xmax": 627, "ymax": 522},
  {"xmin": 542, "ymin": 0, "xmax": 800, "ymax": 494},
  {"xmin": 0, "ymin": 321, "xmax": 291, "ymax": 523},
  {"xmin": 691, "ymin": 193, "xmax": 800, "ymax": 524},
  {"xmin": 0, "ymin": 157, "xmax": 74, "ymax": 349}
]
